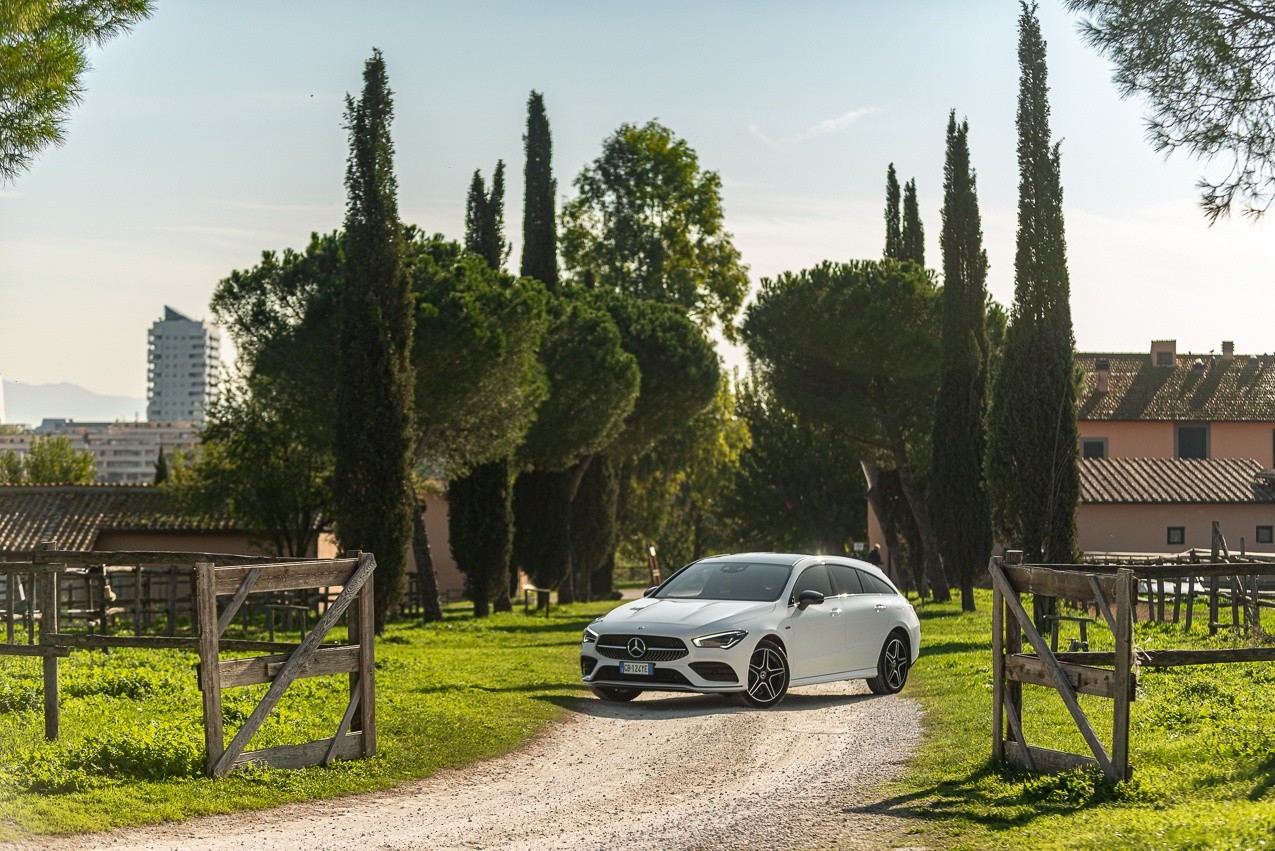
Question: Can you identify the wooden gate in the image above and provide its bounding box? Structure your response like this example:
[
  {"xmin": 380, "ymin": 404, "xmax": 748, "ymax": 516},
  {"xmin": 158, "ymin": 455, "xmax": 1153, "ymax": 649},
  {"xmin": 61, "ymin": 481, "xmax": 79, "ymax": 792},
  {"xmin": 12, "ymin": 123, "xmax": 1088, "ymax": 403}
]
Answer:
[
  {"xmin": 1, "ymin": 543, "xmax": 376, "ymax": 777},
  {"xmin": 989, "ymin": 551, "xmax": 1136, "ymax": 781}
]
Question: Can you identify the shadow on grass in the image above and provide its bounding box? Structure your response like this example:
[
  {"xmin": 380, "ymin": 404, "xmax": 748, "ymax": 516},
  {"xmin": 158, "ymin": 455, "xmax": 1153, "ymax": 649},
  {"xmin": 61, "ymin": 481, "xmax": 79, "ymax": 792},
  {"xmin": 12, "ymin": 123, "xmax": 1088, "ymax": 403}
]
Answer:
[
  {"xmin": 918, "ymin": 640, "xmax": 988, "ymax": 657},
  {"xmin": 543, "ymin": 687, "xmax": 882, "ymax": 721},
  {"xmin": 850, "ymin": 760, "xmax": 1123, "ymax": 833}
]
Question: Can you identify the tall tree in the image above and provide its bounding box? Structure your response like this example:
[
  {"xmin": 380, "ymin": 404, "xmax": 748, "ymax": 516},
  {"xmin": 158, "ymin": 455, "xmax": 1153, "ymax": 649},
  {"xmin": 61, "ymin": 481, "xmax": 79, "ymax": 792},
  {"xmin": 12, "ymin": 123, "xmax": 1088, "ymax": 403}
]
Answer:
[
  {"xmin": 884, "ymin": 164, "xmax": 902, "ymax": 259},
  {"xmin": 987, "ymin": 5, "xmax": 1081, "ymax": 597},
  {"xmin": 520, "ymin": 91, "xmax": 557, "ymax": 289},
  {"xmin": 561, "ymin": 120, "xmax": 749, "ymax": 338},
  {"xmin": 901, "ymin": 178, "xmax": 925, "ymax": 265},
  {"xmin": 451, "ymin": 161, "xmax": 516, "ymax": 617},
  {"xmin": 333, "ymin": 50, "xmax": 416, "ymax": 631},
  {"xmin": 0, "ymin": 435, "xmax": 95, "ymax": 483},
  {"xmin": 931, "ymin": 112, "xmax": 993, "ymax": 612},
  {"xmin": 744, "ymin": 259, "xmax": 952, "ymax": 601},
  {"xmin": 1067, "ymin": 0, "xmax": 1275, "ymax": 220},
  {"xmin": 0, "ymin": 0, "xmax": 152, "ymax": 182}
]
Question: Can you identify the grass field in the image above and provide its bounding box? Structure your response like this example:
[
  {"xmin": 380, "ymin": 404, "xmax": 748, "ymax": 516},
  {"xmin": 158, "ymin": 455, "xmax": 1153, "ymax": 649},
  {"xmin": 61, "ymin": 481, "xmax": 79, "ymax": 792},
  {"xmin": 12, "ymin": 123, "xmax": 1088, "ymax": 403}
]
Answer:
[{"xmin": 5, "ymin": 590, "xmax": 1275, "ymax": 848}]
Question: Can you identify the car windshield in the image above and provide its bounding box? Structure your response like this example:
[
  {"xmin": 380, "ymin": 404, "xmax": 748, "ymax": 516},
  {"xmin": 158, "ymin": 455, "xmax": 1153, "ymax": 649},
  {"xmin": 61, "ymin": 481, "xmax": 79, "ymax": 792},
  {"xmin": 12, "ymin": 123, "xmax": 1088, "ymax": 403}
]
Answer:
[{"xmin": 656, "ymin": 560, "xmax": 791, "ymax": 602}]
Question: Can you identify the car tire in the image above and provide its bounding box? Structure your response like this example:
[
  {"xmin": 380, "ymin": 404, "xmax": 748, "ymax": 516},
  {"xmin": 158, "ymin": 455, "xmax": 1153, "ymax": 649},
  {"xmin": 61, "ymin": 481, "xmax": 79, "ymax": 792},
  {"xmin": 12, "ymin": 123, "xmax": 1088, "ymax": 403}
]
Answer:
[
  {"xmin": 591, "ymin": 685, "xmax": 642, "ymax": 702},
  {"xmin": 738, "ymin": 640, "xmax": 790, "ymax": 708},
  {"xmin": 867, "ymin": 632, "xmax": 910, "ymax": 695}
]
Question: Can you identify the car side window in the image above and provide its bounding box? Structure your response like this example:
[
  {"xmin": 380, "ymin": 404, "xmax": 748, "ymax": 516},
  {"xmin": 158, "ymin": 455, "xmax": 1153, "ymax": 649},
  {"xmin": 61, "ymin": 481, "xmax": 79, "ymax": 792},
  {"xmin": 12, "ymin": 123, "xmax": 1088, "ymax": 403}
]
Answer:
[
  {"xmin": 795, "ymin": 565, "xmax": 834, "ymax": 597},
  {"xmin": 858, "ymin": 570, "xmax": 896, "ymax": 595},
  {"xmin": 829, "ymin": 563, "xmax": 864, "ymax": 595}
]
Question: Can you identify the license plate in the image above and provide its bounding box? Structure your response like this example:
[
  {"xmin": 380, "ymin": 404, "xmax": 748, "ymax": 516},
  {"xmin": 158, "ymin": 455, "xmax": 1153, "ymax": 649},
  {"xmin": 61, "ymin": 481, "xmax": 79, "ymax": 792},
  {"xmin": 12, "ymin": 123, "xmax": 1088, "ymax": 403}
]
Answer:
[{"xmin": 620, "ymin": 661, "xmax": 653, "ymax": 676}]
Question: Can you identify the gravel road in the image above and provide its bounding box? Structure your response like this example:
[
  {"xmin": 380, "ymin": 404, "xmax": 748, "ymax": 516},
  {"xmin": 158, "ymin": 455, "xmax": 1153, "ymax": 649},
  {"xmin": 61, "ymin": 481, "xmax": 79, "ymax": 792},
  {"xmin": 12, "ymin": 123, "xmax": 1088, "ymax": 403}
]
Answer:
[{"xmin": 14, "ymin": 681, "xmax": 923, "ymax": 851}]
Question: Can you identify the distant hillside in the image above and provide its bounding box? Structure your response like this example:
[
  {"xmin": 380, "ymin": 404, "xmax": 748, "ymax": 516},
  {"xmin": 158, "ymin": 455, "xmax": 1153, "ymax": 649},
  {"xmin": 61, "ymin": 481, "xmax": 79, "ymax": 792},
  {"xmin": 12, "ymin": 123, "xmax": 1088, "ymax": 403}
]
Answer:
[{"xmin": 1, "ymin": 379, "xmax": 146, "ymax": 427}]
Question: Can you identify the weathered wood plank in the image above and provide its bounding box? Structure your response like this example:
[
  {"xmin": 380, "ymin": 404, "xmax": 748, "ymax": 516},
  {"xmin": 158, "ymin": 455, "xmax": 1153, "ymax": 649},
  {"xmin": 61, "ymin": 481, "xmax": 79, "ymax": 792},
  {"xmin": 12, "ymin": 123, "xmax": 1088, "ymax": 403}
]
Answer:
[
  {"xmin": 1051, "ymin": 647, "xmax": 1275, "ymax": 667},
  {"xmin": 355, "ymin": 555, "xmax": 376, "ymax": 756},
  {"xmin": 1002, "ymin": 564, "xmax": 1119, "ymax": 601},
  {"xmin": 1113, "ymin": 569, "xmax": 1134, "ymax": 779},
  {"xmin": 40, "ymin": 565, "xmax": 60, "ymax": 740},
  {"xmin": 1087, "ymin": 575, "xmax": 1117, "ymax": 634},
  {"xmin": 43, "ymin": 634, "xmax": 300, "ymax": 653},
  {"xmin": 196, "ymin": 563, "xmax": 224, "ymax": 778},
  {"xmin": 232, "ymin": 732, "xmax": 364, "ymax": 771},
  {"xmin": 0, "ymin": 644, "xmax": 71, "ymax": 658},
  {"xmin": 989, "ymin": 562, "xmax": 1117, "ymax": 779},
  {"xmin": 1005, "ymin": 654, "xmax": 1119, "ymax": 700},
  {"xmin": 216, "ymin": 645, "xmax": 361, "ymax": 689},
  {"xmin": 991, "ymin": 584, "xmax": 1004, "ymax": 763},
  {"xmin": 1004, "ymin": 741, "xmax": 1100, "ymax": 775},
  {"xmin": 211, "ymin": 553, "xmax": 374, "ymax": 776},
  {"xmin": 31, "ymin": 549, "xmax": 306, "ymax": 567},
  {"xmin": 213, "ymin": 560, "xmax": 357, "ymax": 595},
  {"xmin": 325, "ymin": 690, "xmax": 362, "ymax": 765},
  {"xmin": 216, "ymin": 568, "xmax": 262, "ymax": 636}
]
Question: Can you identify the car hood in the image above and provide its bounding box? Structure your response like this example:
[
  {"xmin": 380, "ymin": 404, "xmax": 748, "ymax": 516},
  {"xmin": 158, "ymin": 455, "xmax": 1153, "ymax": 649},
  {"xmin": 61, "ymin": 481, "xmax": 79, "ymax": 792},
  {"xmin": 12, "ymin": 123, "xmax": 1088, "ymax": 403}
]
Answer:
[{"xmin": 599, "ymin": 597, "xmax": 778, "ymax": 632}]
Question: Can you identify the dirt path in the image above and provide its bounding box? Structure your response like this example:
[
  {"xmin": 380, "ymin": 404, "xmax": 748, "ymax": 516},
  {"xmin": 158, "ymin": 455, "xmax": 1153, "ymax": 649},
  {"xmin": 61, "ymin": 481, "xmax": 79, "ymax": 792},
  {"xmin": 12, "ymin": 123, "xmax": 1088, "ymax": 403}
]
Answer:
[{"xmin": 14, "ymin": 682, "xmax": 924, "ymax": 851}]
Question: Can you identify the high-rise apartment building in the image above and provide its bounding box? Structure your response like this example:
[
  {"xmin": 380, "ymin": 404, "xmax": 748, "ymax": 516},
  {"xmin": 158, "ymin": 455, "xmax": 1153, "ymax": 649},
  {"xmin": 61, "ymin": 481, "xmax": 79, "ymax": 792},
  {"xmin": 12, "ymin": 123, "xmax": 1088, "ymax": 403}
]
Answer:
[{"xmin": 146, "ymin": 306, "xmax": 221, "ymax": 424}]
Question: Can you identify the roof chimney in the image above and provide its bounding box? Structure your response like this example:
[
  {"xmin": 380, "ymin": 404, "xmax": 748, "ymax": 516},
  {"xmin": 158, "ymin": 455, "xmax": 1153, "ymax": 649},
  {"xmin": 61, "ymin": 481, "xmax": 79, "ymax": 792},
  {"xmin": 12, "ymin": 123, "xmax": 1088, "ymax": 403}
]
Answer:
[
  {"xmin": 1223, "ymin": 341, "xmax": 1235, "ymax": 361},
  {"xmin": 1151, "ymin": 340, "xmax": 1177, "ymax": 368},
  {"xmin": 1095, "ymin": 358, "xmax": 1110, "ymax": 393}
]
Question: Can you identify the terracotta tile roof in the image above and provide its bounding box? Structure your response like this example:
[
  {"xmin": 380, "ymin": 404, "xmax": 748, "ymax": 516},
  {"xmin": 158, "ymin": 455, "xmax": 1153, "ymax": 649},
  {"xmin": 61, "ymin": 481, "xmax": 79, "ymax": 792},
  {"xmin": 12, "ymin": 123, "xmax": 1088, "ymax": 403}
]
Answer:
[
  {"xmin": 1080, "ymin": 457, "xmax": 1275, "ymax": 504},
  {"xmin": 1077, "ymin": 353, "xmax": 1275, "ymax": 421},
  {"xmin": 0, "ymin": 484, "xmax": 237, "ymax": 556}
]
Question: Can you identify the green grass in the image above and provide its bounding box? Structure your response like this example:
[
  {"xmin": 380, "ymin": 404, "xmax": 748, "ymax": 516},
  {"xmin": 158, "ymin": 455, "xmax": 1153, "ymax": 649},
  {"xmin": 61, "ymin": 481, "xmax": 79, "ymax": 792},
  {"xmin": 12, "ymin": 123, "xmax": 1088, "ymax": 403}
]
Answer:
[
  {"xmin": 0, "ymin": 601, "xmax": 620, "ymax": 841},
  {"xmin": 888, "ymin": 589, "xmax": 1275, "ymax": 850}
]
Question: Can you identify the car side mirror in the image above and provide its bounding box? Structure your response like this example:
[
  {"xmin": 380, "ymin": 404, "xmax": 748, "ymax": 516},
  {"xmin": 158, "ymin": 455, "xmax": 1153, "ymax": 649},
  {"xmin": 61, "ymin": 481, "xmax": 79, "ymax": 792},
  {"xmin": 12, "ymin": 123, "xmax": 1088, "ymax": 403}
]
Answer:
[
  {"xmin": 796, "ymin": 589, "xmax": 824, "ymax": 610},
  {"xmin": 643, "ymin": 586, "xmax": 659, "ymax": 598}
]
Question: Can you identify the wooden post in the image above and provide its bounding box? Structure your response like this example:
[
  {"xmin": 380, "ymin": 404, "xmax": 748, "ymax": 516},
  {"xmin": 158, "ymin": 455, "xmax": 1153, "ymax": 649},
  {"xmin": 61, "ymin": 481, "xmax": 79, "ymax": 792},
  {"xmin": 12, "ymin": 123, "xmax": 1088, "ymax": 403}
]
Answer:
[
  {"xmin": 1112, "ymin": 569, "xmax": 1133, "ymax": 780},
  {"xmin": 1231, "ymin": 576, "xmax": 1242, "ymax": 634},
  {"xmin": 1172, "ymin": 575, "xmax": 1182, "ymax": 624},
  {"xmin": 356, "ymin": 556, "xmax": 376, "ymax": 756},
  {"xmin": 991, "ymin": 577, "xmax": 1004, "ymax": 762},
  {"xmin": 195, "ymin": 562, "xmax": 224, "ymax": 777},
  {"xmin": 166, "ymin": 565, "xmax": 178, "ymax": 636},
  {"xmin": 1210, "ymin": 523, "xmax": 1221, "ymax": 636},
  {"xmin": 35, "ymin": 542, "xmax": 60, "ymax": 740}
]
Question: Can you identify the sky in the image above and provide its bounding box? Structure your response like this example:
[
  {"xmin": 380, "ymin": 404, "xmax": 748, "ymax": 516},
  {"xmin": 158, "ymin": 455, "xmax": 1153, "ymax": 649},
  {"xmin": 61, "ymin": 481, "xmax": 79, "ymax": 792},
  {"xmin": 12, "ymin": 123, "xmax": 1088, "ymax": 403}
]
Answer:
[{"xmin": 2, "ymin": 0, "xmax": 1273, "ymax": 399}]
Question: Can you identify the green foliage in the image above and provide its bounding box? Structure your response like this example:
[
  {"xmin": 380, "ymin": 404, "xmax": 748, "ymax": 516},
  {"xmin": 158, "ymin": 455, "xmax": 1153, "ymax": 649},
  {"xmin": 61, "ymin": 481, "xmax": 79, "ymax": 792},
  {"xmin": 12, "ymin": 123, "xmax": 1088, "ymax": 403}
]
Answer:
[
  {"xmin": 570, "ymin": 455, "xmax": 618, "ymax": 600},
  {"xmin": 0, "ymin": 435, "xmax": 95, "ymax": 483},
  {"xmin": 932, "ymin": 112, "xmax": 993, "ymax": 611},
  {"xmin": 1067, "ymin": 0, "xmax": 1275, "ymax": 220},
  {"xmin": 0, "ymin": 0, "xmax": 153, "ymax": 183},
  {"xmin": 884, "ymin": 163, "xmax": 902, "ymax": 258},
  {"xmin": 987, "ymin": 4, "xmax": 1080, "ymax": 567},
  {"xmin": 561, "ymin": 120, "xmax": 749, "ymax": 339},
  {"xmin": 448, "ymin": 458, "xmax": 512, "ymax": 617},
  {"xmin": 520, "ymin": 90, "xmax": 557, "ymax": 289},
  {"xmin": 177, "ymin": 382, "xmax": 332, "ymax": 557},
  {"xmin": 726, "ymin": 377, "xmax": 865, "ymax": 556},
  {"xmin": 901, "ymin": 177, "xmax": 925, "ymax": 266},
  {"xmin": 334, "ymin": 49, "xmax": 415, "ymax": 630},
  {"xmin": 465, "ymin": 161, "xmax": 509, "ymax": 270}
]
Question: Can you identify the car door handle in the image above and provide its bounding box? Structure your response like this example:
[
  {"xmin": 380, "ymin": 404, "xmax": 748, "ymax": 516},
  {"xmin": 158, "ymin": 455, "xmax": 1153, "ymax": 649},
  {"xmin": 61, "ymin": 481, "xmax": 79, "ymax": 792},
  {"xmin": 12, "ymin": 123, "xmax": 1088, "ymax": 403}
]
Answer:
[
  {"xmin": 874, "ymin": 604, "xmax": 887, "ymax": 612},
  {"xmin": 830, "ymin": 607, "xmax": 842, "ymax": 616}
]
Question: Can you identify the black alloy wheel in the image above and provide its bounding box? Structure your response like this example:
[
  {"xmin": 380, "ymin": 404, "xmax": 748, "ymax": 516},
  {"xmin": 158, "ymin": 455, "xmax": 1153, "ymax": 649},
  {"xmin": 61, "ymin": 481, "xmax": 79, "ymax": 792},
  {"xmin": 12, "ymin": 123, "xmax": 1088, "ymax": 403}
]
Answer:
[
  {"xmin": 591, "ymin": 685, "xmax": 642, "ymax": 702},
  {"xmin": 867, "ymin": 633, "xmax": 910, "ymax": 695},
  {"xmin": 739, "ymin": 641, "xmax": 790, "ymax": 708}
]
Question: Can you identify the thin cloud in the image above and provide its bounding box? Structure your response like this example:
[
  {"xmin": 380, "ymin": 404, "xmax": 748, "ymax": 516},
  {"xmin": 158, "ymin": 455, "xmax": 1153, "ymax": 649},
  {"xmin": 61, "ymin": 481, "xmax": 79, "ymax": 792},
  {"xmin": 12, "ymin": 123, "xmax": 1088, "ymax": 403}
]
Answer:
[{"xmin": 749, "ymin": 107, "xmax": 882, "ymax": 147}]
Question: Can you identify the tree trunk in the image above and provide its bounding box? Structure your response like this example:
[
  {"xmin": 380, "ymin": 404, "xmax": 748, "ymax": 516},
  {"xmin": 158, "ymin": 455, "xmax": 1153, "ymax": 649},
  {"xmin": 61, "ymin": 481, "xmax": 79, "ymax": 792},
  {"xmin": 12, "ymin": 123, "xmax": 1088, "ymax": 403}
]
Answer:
[
  {"xmin": 960, "ymin": 578, "xmax": 975, "ymax": 612},
  {"xmin": 892, "ymin": 447, "xmax": 951, "ymax": 603},
  {"xmin": 412, "ymin": 500, "xmax": 443, "ymax": 622}
]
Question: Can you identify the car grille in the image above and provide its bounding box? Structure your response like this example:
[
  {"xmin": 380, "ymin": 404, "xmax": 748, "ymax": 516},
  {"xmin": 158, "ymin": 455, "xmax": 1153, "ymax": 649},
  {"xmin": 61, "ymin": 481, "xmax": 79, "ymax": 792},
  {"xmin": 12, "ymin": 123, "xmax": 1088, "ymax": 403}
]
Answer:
[
  {"xmin": 593, "ymin": 664, "xmax": 693, "ymax": 686},
  {"xmin": 596, "ymin": 634, "xmax": 688, "ymax": 662},
  {"xmin": 689, "ymin": 662, "xmax": 738, "ymax": 683}
]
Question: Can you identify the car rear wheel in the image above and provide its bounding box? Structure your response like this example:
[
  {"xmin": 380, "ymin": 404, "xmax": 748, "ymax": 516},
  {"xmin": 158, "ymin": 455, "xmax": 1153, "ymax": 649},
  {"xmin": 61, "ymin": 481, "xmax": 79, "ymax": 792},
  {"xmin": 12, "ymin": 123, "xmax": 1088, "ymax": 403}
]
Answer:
[
  {"xmin": 739, "ymin": 641, "xmax": 790, "ymax": 708},
  {"xmin": 867, "ymin": 632, "xmax": 910, "ymax": 695},
  {"xmin": 591, "ymin": 685, "xmax": 642, "ymax": 702}
]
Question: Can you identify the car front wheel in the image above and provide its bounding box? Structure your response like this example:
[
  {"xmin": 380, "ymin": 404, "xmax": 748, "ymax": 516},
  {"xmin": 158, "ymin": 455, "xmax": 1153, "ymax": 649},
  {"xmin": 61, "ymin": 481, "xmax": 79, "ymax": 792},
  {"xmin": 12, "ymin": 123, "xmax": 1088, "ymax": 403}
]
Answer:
[
  {"xmin": 867, "ymin": 632, "xmax": 910, "ymax": 695},
  {"xmin": 739, "ymin": 640, "xmax": 790, "ymax": 708},
  {"xmin": 591, "ymin": 685, "xmax": 641, "ymax": 702}
]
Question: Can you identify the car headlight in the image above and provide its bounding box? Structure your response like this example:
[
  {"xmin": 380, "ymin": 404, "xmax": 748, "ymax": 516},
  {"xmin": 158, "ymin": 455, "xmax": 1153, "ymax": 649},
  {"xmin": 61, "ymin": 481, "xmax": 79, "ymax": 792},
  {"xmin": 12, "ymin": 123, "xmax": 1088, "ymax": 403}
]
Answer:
[
  {"xmin": 583, "ymin": 626, "xmax": 599, "ymax": 643},
  {"xmin": 692, "ymin": 629, "xmax": 748, "ymax": 649}
]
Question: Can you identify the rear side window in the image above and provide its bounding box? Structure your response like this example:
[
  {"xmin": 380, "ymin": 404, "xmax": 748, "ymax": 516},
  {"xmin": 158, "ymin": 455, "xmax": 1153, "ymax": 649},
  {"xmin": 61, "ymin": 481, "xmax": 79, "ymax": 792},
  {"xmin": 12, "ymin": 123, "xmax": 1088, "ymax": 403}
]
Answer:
[
  {"xmin": 829, "ymin": 563, "xmax": 864, "ymax": 595},
  {"xmin": 859, "ymin": 571, "xmax": 896, "ymax": 595},
  {"xmin": 794, "ymin": 565, "xmax": 834, "ymax": 597}
]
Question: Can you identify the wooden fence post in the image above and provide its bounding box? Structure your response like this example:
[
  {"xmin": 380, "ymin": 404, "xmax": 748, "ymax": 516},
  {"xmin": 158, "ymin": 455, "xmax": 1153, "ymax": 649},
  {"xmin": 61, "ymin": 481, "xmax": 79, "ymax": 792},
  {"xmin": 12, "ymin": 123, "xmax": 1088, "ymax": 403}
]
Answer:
[
  {"xmin": 195, "ymin": 562, "xmax": 224, "ymax": 777},
  {"xmin": 1112, "ymin": 569, "xmax": 1133, "ymax": 780},
  {"xmin": 991, "ymin": 570, "xmax": 1004, "ymax": 763},
  {"xmin": 35, "ymin": 541, "xmax": 59, "ymax": 740}
]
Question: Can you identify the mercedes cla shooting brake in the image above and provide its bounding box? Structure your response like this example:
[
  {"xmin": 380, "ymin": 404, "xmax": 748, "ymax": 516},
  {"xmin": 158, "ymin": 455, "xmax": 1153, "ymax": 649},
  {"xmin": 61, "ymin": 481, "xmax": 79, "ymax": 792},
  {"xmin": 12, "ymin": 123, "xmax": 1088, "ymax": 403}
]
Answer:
[{"xmin": 580, "ymin": 552, "xmax": 921, "ymax": 707}]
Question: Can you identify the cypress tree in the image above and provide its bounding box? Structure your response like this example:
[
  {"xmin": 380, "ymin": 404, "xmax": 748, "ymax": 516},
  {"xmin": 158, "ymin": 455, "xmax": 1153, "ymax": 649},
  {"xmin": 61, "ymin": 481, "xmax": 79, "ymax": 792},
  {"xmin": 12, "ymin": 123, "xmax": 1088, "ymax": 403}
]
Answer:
[
  {"xmin": 901, "ymin": 178, "xmax": 925, "ymax": 266},
  {"xmin": 987, "ymin": 4, "xmax": 1081, "ymax": 606},
  {"xmin": 451, "ymin": 160, "xmax": 514, "ymax": 617},
  {"xmin": 521, "ymin": 91, "xmax": 558, "ymax": 290},
  {"xmin": 883, "ymin": 164, "xmax": 902, "ymax": 259},
  {"xmin": 932, "ymin": 111, "xmax": 992, "ymax": 613},
  {"xmin": 333, "ymin": 49, "xmax": 416, "ymax": 631}
]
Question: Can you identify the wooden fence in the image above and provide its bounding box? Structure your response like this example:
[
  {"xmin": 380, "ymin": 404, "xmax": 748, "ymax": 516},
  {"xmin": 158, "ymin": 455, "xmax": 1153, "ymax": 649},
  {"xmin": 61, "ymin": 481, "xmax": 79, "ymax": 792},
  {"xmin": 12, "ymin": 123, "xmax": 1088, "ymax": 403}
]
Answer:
[
  {"xmin": 0, "ymin": 542, "xmax": 376, "ymax": 777},
  {"xmin": 992, "ymin": 545, "xmax": 1275, "ymax": 782}
]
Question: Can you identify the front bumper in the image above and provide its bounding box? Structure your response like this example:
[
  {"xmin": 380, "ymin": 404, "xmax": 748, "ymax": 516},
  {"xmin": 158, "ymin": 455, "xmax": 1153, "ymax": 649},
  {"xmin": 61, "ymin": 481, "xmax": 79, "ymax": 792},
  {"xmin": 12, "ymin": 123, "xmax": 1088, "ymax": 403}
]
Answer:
[{"xmin": 580, "ymin": 632, "xmax": 747, "ymax": 694}]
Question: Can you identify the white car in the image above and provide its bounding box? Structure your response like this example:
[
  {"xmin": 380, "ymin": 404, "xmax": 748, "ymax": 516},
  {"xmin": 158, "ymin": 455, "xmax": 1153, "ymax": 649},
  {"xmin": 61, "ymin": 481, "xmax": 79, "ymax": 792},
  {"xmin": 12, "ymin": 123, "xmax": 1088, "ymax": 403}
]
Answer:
[{"xmin": 580, "ymin": 552, "xmax": 921, "ymax": 708}]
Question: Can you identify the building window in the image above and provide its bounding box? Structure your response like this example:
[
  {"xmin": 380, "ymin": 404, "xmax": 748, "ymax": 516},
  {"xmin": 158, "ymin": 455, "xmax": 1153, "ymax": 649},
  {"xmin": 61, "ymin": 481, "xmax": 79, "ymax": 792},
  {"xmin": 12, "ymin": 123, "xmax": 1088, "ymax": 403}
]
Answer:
[
  {"xmin": 1176, "ymin": 424, "xmax": 1209, "ymax": 459},
  {"xmin": 1167, "ymin": 526, "xmax": 1186, "ymax": 546},
  {"xmin": 1258, "ymin": 526, "xmax": 1274, "ymax": 545},
  {"xmin": 1156, "ymin": 351, "xmax": 1175, "ymax": 367},
  {"xmin": 1081, "ymin": 438, "xmax": 1108, "ymax": 459}
]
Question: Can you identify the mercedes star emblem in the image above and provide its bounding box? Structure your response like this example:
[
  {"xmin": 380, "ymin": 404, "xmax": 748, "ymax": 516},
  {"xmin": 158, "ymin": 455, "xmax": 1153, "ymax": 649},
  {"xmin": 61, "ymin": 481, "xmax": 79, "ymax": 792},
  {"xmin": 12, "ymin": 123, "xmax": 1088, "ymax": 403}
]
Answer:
[{"xmin": 627, "ymin": 637, "xmax": 647, "ymax": 658}]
